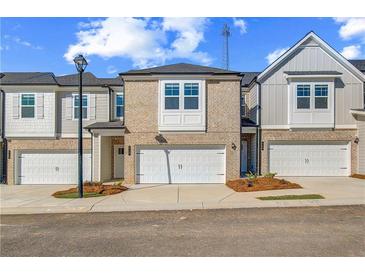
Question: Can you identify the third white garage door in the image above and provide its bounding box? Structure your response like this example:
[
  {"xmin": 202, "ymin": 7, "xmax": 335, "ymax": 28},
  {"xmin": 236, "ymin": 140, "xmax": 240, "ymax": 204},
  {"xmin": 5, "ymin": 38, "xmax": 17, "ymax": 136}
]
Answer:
[
  {"xmin": 136, "ymin": 145, "xmax": 226, "ymax": 184},
  {"xmin": 269, "ymin": 142, "xmax": 351, "ymax": 176}
]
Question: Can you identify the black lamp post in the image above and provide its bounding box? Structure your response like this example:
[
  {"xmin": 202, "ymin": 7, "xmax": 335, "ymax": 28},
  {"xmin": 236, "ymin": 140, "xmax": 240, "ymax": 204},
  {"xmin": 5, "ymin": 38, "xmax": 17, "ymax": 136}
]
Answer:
[{"xmin": 73, "ymin": 54, "xmax": 88, "ymax": 198}]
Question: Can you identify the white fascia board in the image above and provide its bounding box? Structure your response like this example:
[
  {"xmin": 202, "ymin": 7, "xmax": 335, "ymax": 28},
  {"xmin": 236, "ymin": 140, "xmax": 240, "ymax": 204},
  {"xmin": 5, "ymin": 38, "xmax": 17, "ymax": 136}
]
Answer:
[
  {"xmin": 257, "ymin": 32, "xmax": 365, "ymax": 83},
  {"xmin": 284, "ymin": 74, "xmax": 342, "ymax": 79}
]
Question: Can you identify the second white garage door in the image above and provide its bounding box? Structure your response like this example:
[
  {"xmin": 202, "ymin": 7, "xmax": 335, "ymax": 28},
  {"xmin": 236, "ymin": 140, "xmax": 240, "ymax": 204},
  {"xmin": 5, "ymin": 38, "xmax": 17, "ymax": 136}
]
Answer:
[
  {"xmin": 269, "ymin": 142, "xmax": 350, "ymax": 176},
  {"xmin": 136, "ymin": 145, "xmax": 226, "ymax": 184},
  {"xmin": 18, "ymin": 151, "xmax": 92, "ymax": 184}
]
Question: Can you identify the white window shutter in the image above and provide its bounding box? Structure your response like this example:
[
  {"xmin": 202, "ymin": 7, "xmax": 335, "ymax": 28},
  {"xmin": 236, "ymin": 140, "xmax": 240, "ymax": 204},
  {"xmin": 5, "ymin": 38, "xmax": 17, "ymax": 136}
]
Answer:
[
  {"xmin": 36, "ymin": 93, "xmax": 44, "ymax": 119},
  {"xmin": 65, "ymin": 95, "xmax": 73, "ymax": 120},
  {"xmin": 12, "ymin": 94, "xmax": 20, "ymax": 119},
  {"xmin": 89, "ymin": 94, "xmax": 96, "ymax": 120}
]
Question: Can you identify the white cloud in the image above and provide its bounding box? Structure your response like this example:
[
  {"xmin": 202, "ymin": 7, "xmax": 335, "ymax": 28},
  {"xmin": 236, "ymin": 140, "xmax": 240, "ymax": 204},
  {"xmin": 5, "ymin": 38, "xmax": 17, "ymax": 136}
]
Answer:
[
  {"xmin": 233, "ymin": 18, "xmax": 247, "ymax": 34},
  {"xmin": 341, "ymin": 45, "xmax": 361, "ymax": 59},
  {"xmin": 266, "ymin": 47, "xmax": 289, "ymax": 64},
  {"xmin": 0, "ymin": 45, "xmax": 10, "ymax": 51},
  {"xmin": 334, "ymin": 17, "xmax": 365, "ymax": 40},
  {"xmin": 106, "ymin": 65, "xmax": 118, "ymax": 74},
  {"xmin": 5, "ymin": 35, "xmax": 43, "ymax": 50},
  {"xmin": 64, "ymin": 17, "xmax": 212, "ymax": 69}
]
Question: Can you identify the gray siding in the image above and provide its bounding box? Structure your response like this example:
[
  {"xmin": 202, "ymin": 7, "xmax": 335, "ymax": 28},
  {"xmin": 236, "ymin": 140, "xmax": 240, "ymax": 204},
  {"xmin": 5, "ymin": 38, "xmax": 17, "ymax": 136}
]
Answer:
[
  {"xmin": 358, "ymin": 116, "xmax": 365, "ymax": 174},
  {"xmin": 57, "ymin": 90, "xmax": 109, "ymax": 136},
  {"xmin": 260, "ymin": 40, "xmax": 364, "ymax": 127},
  {"xmin": 100, "ymin": 136, "xmax": 112, "ymax": 181},
  {"xmin": 248, "ymin": 84, "xmax": 258, "ymax": 123}
]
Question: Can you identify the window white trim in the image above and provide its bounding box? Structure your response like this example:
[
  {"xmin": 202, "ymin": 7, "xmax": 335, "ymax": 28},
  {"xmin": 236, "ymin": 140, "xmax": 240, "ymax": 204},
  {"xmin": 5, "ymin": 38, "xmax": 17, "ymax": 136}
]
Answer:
[
  {"xmin": 19, "ymin": 93, "xmax": 36, "ymax": 119},
  {"xmin": 159, "ymin": 79, "xmax": 206, "ymax": 131},
  {"xmin": 115, "ymin": 92, "xmax": 124, "ymax": 118},
  {"xmin": 183, "ymin": 82, "xmax": 200, "ymax": 110},
  {"xmin": 294, "ymin": 82, "xmax": 332, "ymax": 113},
  {"xmin": 72, "ymin": 93, "xmax": 90, "ymax": 120},
  {"xmin": 295, "ymin": 84, "xmax": 311, "ymax": 111},
  {"xmin": 314, "ymin": 84, "xmax": 329, "ymax": 110},
  {"xmin": 289, "ymin": 80, "xmax": 334, "ymax": 128}
]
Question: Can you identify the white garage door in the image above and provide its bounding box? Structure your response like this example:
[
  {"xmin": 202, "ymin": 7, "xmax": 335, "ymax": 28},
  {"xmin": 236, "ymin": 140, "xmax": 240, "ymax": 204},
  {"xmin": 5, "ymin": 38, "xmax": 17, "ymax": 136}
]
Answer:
[
  {"xmin": 136, "ymin": 145, "xmax": 226, "ymax": 184},
  {"xmin": 18, "ymin": 152, "xmax": 91, "ymax": 184},
  {"xmin": 269, "ymin": 142, "xmax": 350, "ymax": 176}
]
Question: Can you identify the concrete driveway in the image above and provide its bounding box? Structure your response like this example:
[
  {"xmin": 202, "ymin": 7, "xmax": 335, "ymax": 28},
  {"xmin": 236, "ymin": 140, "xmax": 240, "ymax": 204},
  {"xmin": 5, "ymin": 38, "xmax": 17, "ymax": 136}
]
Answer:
[{"xmin": 1, "ymin": 177, "xmax": 364, "ymax": 214}]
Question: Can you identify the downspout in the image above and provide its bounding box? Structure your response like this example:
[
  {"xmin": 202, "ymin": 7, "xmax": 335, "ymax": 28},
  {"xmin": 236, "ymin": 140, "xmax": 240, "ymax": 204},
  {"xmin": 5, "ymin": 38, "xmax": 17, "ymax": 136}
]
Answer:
[
  {"xmin": 1, "ymin": 88, "xmax": 7, "ymax": 184},
  {"xmin": 239, "ymin": 76, "xmax": 243, "ymax": 177},
  {"xmin": 255, "ymin": 81, "xmax": 262, "ymax": 175}
]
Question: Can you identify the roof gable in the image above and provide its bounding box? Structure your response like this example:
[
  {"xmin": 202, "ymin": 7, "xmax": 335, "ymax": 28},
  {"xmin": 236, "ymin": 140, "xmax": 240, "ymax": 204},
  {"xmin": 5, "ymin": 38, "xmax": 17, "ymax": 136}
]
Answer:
[{"xmin": 257, "ymin": 31, "xmax": 365, "ymax": 82}]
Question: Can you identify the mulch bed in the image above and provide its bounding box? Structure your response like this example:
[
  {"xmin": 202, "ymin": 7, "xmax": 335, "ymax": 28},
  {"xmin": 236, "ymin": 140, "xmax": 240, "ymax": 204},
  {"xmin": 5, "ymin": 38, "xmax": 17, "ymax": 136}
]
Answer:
[
  {"xmin": 226, "ymin": 177, "xmax": 302, "ymax": 192},
  {"xmin": 52, "ymin": 182, "xmax": 128, "ymax": 198},
  {"xmin": 351, "ymin": 174, "xmax": 365, "ymax": 180}
]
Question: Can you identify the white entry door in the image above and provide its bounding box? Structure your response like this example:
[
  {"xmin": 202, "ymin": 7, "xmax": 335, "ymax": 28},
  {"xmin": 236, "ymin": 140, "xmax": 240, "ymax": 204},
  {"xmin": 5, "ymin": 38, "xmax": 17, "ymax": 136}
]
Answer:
[
  {"xmin": 18, "ymin": 151, "xmax": 91, "ymax": 184},
  {"xmin": 113, "ymin": 145, "xmax": 124, "ymax": 179},
  {"xmin": 269, "ymin": 142, "xmax": 350, "ymax": 176},
  {"xmin": 136, "ymin": 145, "xmax": 226, "ymax": 184}
]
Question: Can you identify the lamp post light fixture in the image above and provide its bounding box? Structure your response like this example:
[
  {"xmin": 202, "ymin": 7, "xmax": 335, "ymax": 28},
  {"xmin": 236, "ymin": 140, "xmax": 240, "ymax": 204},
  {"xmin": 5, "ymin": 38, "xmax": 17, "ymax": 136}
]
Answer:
[{"xmin": 73, "ymin": 54, "xmax": 88, "ymax": 198}]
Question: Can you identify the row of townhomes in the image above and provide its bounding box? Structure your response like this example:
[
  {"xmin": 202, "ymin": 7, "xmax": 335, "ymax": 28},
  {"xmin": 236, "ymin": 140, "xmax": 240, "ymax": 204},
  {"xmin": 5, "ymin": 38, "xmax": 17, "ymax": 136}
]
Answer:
[{"xmin": 0, "ymin": 31, "xmax": 365, "ymax": 185}]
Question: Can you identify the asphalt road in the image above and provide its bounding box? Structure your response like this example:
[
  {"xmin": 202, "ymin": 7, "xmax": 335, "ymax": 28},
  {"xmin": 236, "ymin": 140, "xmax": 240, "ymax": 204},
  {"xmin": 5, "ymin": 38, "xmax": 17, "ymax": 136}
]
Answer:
[{"xmin": 1, "ymin": 205, "xmax": 364, "ymax": 256}]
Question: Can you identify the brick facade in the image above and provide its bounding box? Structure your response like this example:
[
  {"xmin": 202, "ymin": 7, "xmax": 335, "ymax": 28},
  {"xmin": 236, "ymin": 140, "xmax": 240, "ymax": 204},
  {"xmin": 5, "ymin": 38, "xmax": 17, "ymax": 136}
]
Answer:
[
  {"xmin": 6, "ymin": 138, "xmax": 91, "ymax": 185},
  {"xmin": 123, "ymin": 79, "xmax": 241, "ymax": 184}
]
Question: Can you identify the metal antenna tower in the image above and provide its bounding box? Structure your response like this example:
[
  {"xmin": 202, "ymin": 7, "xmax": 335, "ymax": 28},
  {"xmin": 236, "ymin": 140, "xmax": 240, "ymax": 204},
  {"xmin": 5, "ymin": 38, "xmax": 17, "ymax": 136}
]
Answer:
[{"xmin": 222, "ymin": 23, "xmax": 231, "ymax": 70}]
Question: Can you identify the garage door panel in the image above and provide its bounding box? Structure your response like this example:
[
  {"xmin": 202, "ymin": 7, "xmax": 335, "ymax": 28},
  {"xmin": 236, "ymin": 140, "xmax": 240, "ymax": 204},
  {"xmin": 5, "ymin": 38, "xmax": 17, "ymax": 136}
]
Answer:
[
  {"xmin": 269, "ymin": 143, "xmax": 350, "ymax": 176},
  {"xmin": 19, "ymin": 152, "xmax": 91, "ymax": 184},
  {"xmin": 136, "ymin": 146, "xmax": 225, "ymax": 184}
]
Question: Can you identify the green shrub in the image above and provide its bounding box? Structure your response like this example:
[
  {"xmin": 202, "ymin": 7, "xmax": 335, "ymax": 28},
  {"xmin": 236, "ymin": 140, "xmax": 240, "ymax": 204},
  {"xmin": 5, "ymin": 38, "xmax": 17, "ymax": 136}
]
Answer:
[
  {"xmin": 245, "ymin": 171, "xmax": 258, "ymax": 180},
  {"xmin": 264, "ymin": 172, "xmax": 277, "ymax": 178}
]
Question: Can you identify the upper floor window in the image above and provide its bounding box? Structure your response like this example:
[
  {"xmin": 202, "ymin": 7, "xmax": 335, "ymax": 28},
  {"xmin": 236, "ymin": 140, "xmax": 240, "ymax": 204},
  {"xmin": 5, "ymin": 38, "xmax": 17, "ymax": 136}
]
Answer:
[
  {"xmin": 184, "ymin": 83, "xmax": 199, "ymax": 110},
  {"xmin": 159, "ymin": 80, "xmax": 205, "ymax": 131},
  {"xmin": 73, "ymin": 95, "xmax": 88, "ymax": 119},
  {"xmin": 165, "ymin": 83, "xmax": 180, "ymax": 110},
  {"xmin": 115, "ymin": 94, "xmax": 124, "ymax": 118},
  {"xmin": 296, "ymin": 85, "xmax": 311, "ymax": 109},
  {"xmin": 314, "ymin": 84, "xmax": 328, "ymax": 109},
  {"xmin": 21, "ymin": 94, "xmax": 35, "ymax": 118}
]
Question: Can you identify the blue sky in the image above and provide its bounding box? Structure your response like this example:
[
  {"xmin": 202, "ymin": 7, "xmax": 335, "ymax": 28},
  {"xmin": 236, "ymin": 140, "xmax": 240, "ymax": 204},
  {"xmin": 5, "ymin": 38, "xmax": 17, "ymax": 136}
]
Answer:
[{"xmin": 1, "ymin": 17, "xmax": 364, "ymax": 77}]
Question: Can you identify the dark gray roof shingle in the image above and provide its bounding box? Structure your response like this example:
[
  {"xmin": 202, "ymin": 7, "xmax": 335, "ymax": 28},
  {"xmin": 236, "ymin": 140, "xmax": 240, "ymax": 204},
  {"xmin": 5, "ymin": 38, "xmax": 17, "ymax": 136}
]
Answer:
[
  {"xmin": 241, "ymin": 117, "xmax": 258, "ymax": 127},
  {"xmin": 349, "ymin": 60, "xmax": 365, "ymax": 73},
  {"xmin": 120, "ymin": 63, "xmax": 241, "ymax": 75},
  {"xmin": 241, "ymin": 72, "xmax": 259, "ymax": 87},
  {"xmin": 0, "ymin": 72, "xmax": 57, "ymax": 85},
  {"xmin": 55, "ymin": 72, "xmax": 122, "ymax": 86},
  {"xmin": 0, "ymin": 72, "xmax": 122, "ymax": 86},
  {"xmin": 84, "ymin": 120, "xmax": 125, "ymax": 129}
]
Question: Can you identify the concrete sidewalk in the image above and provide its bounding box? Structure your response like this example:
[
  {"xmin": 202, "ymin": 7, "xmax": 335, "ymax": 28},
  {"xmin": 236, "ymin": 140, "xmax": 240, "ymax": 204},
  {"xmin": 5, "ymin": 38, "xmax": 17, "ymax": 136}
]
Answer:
[{"xmin": 1, "ymin": 177, "xmax": 365, "ymax": 214}]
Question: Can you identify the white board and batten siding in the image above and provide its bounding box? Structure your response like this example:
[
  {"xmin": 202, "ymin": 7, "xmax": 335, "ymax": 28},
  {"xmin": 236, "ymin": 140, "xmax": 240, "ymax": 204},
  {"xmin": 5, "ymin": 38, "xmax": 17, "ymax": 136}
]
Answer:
[
  {"xmin": 136, "ymin": 145, "xmax": 226, "ymax": 184},
  {"xmin": 269, "ymin": 142, "xmax": 351, "ymax": 176},
  {"xmin": 259, "ymin": 39, "xmax": 364, "ymax": 128},
  {"xmin": 17, "ymin": 151, "xmax": 91, "ymax": 185}
]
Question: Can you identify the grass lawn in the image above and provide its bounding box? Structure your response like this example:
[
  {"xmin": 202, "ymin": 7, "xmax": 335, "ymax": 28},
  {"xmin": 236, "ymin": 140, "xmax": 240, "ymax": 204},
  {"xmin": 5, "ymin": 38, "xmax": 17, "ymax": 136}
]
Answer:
[
  {"xmin": 53, "ymin": 192, "xmax": 105, "ymax": 199},
  {"xmin": 257, "ymin": 194, "xmax": 325, "ymax": 200}
]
